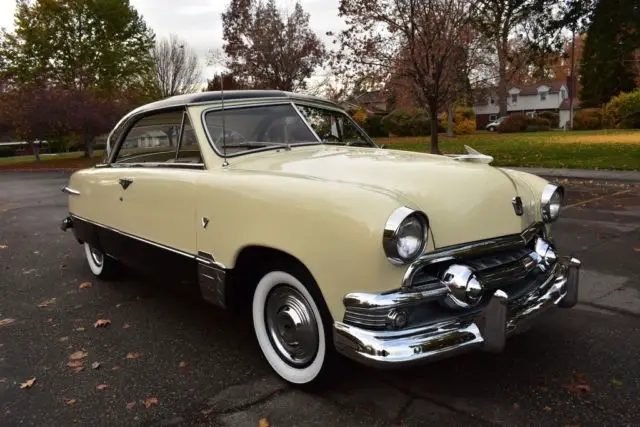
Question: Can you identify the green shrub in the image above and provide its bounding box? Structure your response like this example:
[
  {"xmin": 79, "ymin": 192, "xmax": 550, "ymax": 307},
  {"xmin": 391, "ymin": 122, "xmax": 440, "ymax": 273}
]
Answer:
[
  {"xmin": 617, "ymin": 90, "xmax": 640, "ymax": 129},
  {"xmin": 498, "ymin": 114, "xmax": 529, "ymax": 133},
  {"xmin": 573, "ymin": 108, "xmax": 603, "ymax": 130},
  {"xmin": 439, "ymin": 107, "xmax": 476, "ymax": 135},
  {"xmin": 363, "ymin": 113, "xmax": 388, "ymax": 137},
  {"xmin": 381, "ymin": 108, "xmax": 431, "ymax": 136},
  {"xmin": 0, "ymin": 147, "xmax": 16, "ymax": 158},
  {"xmin": 537, "ymin": 112, "xmax": 559, "ymax": 128}
]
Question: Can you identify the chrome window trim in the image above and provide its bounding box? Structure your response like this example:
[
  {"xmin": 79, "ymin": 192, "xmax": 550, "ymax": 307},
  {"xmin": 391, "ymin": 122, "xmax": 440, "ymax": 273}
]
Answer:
[
  {"xmin": 383, "ymin": 206, "xmax": 429, "ymax": 265},
  {"xmin": 541, "ymin": 184, "xmax": 564, "ymax": 222},
  {"xmin": 401, "ymin": 222, "xmax": 545, "ymax": 289},
  {"xmin": 200, "ymin": 101, "xmax": 324, "ymax": 159}
]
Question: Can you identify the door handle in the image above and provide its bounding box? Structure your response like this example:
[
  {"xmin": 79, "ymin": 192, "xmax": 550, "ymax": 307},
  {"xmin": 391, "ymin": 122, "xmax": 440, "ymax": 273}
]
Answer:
[{"xmin": 119, "ymin": 178, "xmax": 134, "ymax": 190}]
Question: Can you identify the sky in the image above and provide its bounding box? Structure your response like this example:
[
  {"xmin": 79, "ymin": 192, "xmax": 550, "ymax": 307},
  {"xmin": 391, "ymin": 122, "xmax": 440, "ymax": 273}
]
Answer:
[{"xmin": 0, "ymin": 0, "xmax": 345, "ymax": 85}]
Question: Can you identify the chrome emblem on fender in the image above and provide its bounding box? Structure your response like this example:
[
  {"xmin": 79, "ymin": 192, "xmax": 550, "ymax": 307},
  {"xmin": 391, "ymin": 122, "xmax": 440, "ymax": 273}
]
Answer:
[{"xmin": 512, "ymin": 197, "xmax": 524, "ymax": 216}]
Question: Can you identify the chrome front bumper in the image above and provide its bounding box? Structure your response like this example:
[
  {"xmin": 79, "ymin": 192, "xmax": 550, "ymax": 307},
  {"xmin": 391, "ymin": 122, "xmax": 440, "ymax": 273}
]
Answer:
[{"xmin": 333, "ymin": 256, "xmax": 581, "ymax": 368}]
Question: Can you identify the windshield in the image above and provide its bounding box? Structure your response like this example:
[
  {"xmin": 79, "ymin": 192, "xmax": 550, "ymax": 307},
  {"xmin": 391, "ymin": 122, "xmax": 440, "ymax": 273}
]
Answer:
[{"xmin": 203, "ymin": 102, "xmax": 375, "ymax": 157}]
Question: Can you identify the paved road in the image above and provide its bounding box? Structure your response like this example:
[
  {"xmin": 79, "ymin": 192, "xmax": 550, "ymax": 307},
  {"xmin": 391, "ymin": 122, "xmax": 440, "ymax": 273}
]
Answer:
[{"xmin": 1, "ymin": 172, "xmax": 639, "ymax": 427}]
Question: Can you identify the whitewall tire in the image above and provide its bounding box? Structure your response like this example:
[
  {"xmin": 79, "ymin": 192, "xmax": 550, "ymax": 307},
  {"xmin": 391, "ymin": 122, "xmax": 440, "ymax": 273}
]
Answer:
[
  {"xmin": 83, "ymin": 243, "xmax": 120, "ymax": 279},
  {"xmin": 252, "ymin": 270, "xmax": 329, "ymax": 385}
]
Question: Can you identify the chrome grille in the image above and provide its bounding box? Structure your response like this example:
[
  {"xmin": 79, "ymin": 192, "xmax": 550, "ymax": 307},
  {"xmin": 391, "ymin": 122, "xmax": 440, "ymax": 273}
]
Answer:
[{"xmin": 343, "ymin": 308, "xmax": 389, "ymax": 329}]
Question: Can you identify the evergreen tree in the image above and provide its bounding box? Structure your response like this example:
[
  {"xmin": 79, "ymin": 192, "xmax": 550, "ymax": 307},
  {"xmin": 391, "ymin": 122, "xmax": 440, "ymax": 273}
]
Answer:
[{"xmin": 580, "ymin": 0, "xmax": 640, "ymax": 106}]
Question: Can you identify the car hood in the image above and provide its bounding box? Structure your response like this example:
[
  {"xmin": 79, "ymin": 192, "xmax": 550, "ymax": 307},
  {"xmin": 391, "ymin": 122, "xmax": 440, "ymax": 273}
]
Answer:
[{"xmin": 230, "ymin": 146, "xmax": 540, "ymax": 248}]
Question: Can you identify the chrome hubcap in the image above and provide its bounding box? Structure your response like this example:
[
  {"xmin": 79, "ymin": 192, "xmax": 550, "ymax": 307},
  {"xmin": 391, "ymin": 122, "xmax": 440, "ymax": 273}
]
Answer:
[
  {"xmin": 90, "ymin": 246, "xmax": 104, "ymax": 267},
  {"xmin": 265, "ymin": 285, "xmax": 319, "ymax": 367}
]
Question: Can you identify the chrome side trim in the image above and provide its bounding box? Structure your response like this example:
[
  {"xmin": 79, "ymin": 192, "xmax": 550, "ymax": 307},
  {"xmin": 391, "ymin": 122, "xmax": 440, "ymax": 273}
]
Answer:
[
  {"xmin": 402, "ymin": 222, "xmax": 545, "ymax": 289},
  {"xmin": 197, "ymin": 251, "xmax": 227, "ymax": 309},
  {"xmin": 62, "ymin": 186, "xmax": 81, "ymax": 196},
  {"xmin": 69, "ymin": 214, "xmax": 195, "ymax": 259}
]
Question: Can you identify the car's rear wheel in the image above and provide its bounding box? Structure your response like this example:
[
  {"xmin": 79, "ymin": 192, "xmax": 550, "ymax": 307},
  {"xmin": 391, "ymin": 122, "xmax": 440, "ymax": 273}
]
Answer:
[
  {"xmin": 252, "ymin": 268, "xmax": 333, "ymax": 386},
  {"xmin": 488, "ymin": 126, "xmax": 496, "ymax": 132},
  {"xmin": 83, "ymin": 243, "xmax": 120, "ymax": 279}
]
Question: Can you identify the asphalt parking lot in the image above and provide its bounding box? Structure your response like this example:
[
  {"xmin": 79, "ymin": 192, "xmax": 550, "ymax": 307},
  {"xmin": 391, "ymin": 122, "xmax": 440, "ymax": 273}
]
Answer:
[{"xmin": 1, "ymin": 171, "xmax": 639, "ymax": 427}]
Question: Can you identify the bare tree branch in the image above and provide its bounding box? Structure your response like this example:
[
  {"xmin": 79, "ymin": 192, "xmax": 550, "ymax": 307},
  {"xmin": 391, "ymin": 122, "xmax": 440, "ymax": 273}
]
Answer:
[{"xmin": 152, "ymin": 34, "xmax": 202, "ymax": 98}]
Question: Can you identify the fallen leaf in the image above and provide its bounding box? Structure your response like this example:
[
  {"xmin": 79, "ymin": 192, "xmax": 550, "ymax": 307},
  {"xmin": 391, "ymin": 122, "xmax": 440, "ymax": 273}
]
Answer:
[
  {"xmin": 178, "ymin": 361, "xmax": 188, "ymax": 369},
  {"xmin": 75, "ymin": 327, "xmax": 85, "ymax": 332},
  {"xmin": 122, "ymin": 323, "xmax": 130, "ymax": 329},
  {"xmin": 512, "ymin": 403, "xmax": 520, "ymax": 409},
  {"xmin": 37, "ymin": 298, "xmax": 56, "ymax": 308},
  {"xmin": 200, "ymin": 408, "xmax": 213, "ymax": 416},
  {"xmin": 69, "ymin": 351, "xmax": 88, "ymax": 360},
  {"xmin": 93, "ymin": 319, "xmax": 111, "ymax": 328},
  {"xmin": 143, "ymin": 397, "xmax": 158, "ymax": 408},
  {"xmin": 633, "ymin": 247, "xmax": 640, "ymax": 252},
  {"xmin": 0, "ymin": 245, "xmax": 7, "ymax": 249},
  {"xmin": 575, "ymin": 384, "xmax": 591, "ymax": 393},
  {"xmin": 91, "ymin": 362, "xmax": 100, "ymax": 370},
  {"xmin": 0, "ymin": 378, "xmax": 6, "ymax": 383},
  {"xmin": 96, "ymin": 384, "xmax": 108, "ymax": 391},
  {"xmin": 19, "ymin": 377, "xmax": 36, "ymax": 389},
  {"xmin": 126, "ymin": 401, "xmax": 136, "ymax": 410},
  {"xmin": 79, "ymin": 282, "xmax": 91, "ymax": 289},
  {"xmin": 126, "ymin": 352, "xmax": 140, "ymax": 360},
  {"xmin": 259, "ymin": 417, "xmax": 270, "ymax": 427},
  {"xmin": 67, "ymin": 360, "xmax": 83, "ymax": 368},
  {"xmin": 611, "ymin": 378, "xmax": 623, "ymax": 387},
  {"xmin": 565, "ymin": 372, "xmax": 591, "ymax": 394},
  {"xmin": 23, "ymin": 268, "xmax": 37, "ymax": 275},
  {"xmin": 543, "ymin": 406, "xmax": 552, "ymax": 412},
  {"xmin": 111, "ymin": 366, "xmax": 121, "ymax": 372},
  {"xmin": 0, "ymin": 318, "xmax": 16, "ymax": 326},
  {"xmin": 59, "ymin": 336, "xmax": 69, "ymax": 342},
  {"xmin": 65, "ymin": 398, "xmax": 77, "ymax": 406}
]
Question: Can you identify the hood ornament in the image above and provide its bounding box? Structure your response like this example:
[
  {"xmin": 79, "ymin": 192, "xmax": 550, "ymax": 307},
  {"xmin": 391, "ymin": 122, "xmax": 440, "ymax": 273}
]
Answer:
[{"xmin": 447, "ymin": 145, "xmax": 494, "ymax": 164}]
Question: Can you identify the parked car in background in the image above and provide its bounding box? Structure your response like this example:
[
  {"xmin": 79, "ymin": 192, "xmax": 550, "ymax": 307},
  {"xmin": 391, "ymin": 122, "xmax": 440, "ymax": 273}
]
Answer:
[
  {"xmin": 61, "ymin": 90, "xmax": 581, "ymax": 386},
  {"xmin": 486, "ymin": 116, "xmax": 507, "ymax": 131}
]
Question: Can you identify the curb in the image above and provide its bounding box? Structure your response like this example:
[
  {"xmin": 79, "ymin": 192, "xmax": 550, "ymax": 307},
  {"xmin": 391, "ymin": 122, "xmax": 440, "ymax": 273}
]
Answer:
[{"xmin": 512, "ymin": 167, "xmax": 640, "ymax": 183}]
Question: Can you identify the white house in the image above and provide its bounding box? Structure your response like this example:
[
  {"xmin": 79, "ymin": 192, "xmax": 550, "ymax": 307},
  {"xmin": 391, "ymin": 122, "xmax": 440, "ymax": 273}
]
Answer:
[{"xmin": 473, "ymin": 80, "xmax": 578, "ymax": 129}]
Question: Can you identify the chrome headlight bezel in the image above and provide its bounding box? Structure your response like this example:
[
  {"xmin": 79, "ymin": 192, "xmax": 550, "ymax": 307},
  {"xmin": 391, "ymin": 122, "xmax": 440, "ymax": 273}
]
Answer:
[
  {"xmin": 541, "ymin": 184, "xmax": 564, "ymax": 222},
  {"xmin": 383, "ymin": 207, "xmax": 429, "ymax": 265}
]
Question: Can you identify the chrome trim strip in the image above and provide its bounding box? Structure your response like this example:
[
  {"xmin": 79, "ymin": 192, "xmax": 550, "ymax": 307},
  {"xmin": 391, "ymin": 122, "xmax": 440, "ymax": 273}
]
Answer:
[
  {"xmin": 344, "ymin": 286, "xmax": 448, "ymax": 310},
  {"xmin": 402, "ymin": 222, "xmax": 545, "ymax": 289},
  {"xmin": 62, "ymin": 186, "xmax": 81, "ymax": 196},
  {"xmin": 334, "ymin": 256, "xmax": 581, "ymax": 368},
  {"xmin": 70, "ymin": 214, "xmax": 195, "ymax": 259}
]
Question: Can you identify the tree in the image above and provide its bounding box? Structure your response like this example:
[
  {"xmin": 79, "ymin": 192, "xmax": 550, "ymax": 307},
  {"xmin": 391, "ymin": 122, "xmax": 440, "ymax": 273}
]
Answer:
[
  {"xmin": 580, "ymin": 0, "xmax": 640, "ymax": 107},
  {"xmin": 473, "ymin": 0, "xmax": 558, "ymax": 116},
  {"xmin": 222, "ymin": 0, "xmax": 326, "ymax": 91},
  {"xmin": 152, "ymin": 34, "xmax": 202, "ymax": 98},
  {"xmin": 204, "ymin": 72, "xmax": 248, "ymax": 91},
  {"xmin": 332, "ymin": 0, "xmax": 478, "ymax": 153},
  {"xmin": 0, "ymin": 0, "xmax": 155, "ymax": 93}
]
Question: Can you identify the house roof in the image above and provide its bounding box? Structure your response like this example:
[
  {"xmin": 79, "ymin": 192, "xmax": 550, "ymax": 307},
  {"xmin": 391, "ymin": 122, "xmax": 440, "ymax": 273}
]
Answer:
[
  {"xmin": 559, "ymin": 98, "xmax": 581, "ymax": 110},
  {"xmin": 473, "ymin": 80, "xmax": 567, "ymax": 105},
  {"xmin": 345, "ymin": 90, "xmax": 388, "ymax": 113}
]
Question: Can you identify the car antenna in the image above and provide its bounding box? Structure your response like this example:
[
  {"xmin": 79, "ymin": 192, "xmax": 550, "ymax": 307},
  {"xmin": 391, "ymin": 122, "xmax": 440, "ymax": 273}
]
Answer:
[{"xmin": 219, "ymin": 73, "xmax": 228, "ymax": 167}]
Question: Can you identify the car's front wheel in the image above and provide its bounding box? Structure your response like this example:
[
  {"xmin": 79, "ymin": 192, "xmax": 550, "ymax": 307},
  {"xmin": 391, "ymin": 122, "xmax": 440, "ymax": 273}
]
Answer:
[
  {"xmin": 252, "ymin": 268, "xmax": 333, "ymax": 386},
  {"xmin": 83, "ymin": 243, "xmax": 121, "ymax": 279}
]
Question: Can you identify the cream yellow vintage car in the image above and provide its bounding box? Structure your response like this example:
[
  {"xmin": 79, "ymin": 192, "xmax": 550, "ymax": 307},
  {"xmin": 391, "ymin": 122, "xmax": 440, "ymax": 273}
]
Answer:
[{"xmin": 61, "ymin": 90, "xmax": 581, "ymax": 386}]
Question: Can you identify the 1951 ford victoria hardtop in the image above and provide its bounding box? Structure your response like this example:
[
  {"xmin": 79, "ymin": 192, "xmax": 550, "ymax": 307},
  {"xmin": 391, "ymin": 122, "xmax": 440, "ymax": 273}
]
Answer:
[{"xmin": 61, "ymin": 90, "xmax": 581, "ymax": 386}]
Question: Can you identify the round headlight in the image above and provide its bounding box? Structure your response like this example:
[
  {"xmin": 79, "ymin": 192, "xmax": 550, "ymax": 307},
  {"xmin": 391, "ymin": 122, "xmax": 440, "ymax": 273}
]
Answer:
[
  {"xmin": 383, "ymin": 207, "xmax": 428, "ymax": 265},
  {"xmin": 541, "ymin": 184, "xmax": 564, "ymax": 222}
]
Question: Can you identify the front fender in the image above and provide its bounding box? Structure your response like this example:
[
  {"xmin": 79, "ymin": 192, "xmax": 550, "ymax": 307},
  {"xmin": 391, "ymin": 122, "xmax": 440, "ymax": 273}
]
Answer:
[{"xmin": 193, "ymin": 170, "xmax": 423, "ymax": 321}]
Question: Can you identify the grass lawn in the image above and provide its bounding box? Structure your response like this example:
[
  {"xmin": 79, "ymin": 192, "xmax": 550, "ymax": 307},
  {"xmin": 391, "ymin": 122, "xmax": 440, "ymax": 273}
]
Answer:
[
  {"xmin": 378, "ymin": 129, "xmax": 640, "ymax": 170},
  {"xmin": 0, "ymin": 151, "xmax": 104, "ymax": 170}
]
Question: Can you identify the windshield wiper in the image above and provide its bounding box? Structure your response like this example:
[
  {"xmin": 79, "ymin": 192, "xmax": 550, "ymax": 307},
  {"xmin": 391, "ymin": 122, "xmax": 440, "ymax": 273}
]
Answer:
[
  {"xmin": 222, "ymin": 141, "xmax": 292, "ymax": 151},
  {"xmin": 323, "ymin": 140, "xmax": 372, "ymax": 147}
]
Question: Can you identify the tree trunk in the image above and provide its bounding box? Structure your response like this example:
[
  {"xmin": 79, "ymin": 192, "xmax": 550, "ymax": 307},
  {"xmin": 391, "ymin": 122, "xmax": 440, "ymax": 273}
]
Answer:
[
  {"xmin": 497, "ymin": 43, "xmax": 508, "ymax": 117},
  {"xmin": 447, "ymin": 103, "xmax": 454, "ymax": 137},
  {"xmin": 84, "ymin": 136, "xmax": 93, "ymax": 159},
  {"xmin": 428, "ymin": 98, "xmax": 440, "ymax": 154}
]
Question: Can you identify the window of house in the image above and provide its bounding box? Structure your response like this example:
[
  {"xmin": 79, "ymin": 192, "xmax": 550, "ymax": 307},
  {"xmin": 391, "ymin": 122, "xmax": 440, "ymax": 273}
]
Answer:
[
  {"xmin": 489, "ymin": 98, "xmax": 495, "ymax": 105},
  {"xmin": 115, "ymin": 111, "xmax": 184, "ymax": 164},
  {"xmin": 540, "ymin": 92, "xmax": 547, "ymax": 101},
  {"xmin": 511, "ymin": 94, "xmax": 518, "ymax": 103},
  {"xmin": 561, "ymin": 89, "xmax": 566, "ymax": 99},
  {"xmin": 489, "ymin": 114, "xmax": 497, "ymax": 121}
]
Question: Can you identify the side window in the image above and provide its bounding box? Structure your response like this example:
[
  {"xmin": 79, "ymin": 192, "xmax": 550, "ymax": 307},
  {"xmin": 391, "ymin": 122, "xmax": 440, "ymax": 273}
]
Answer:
[
  {"xmin": 176, "ymin": 115, "xmax": 202, "ymax": 163},
  {"xmin": 114, "ymin": 111, "xmax": 183, "ymax": 164}
]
